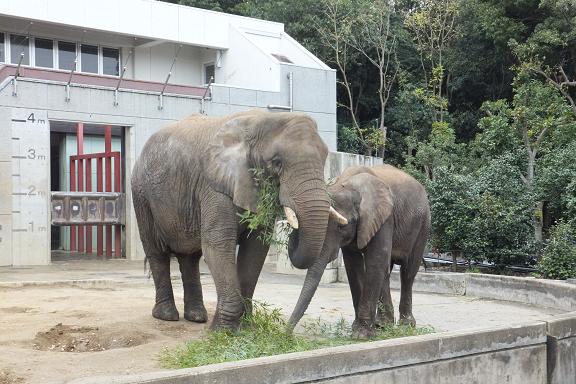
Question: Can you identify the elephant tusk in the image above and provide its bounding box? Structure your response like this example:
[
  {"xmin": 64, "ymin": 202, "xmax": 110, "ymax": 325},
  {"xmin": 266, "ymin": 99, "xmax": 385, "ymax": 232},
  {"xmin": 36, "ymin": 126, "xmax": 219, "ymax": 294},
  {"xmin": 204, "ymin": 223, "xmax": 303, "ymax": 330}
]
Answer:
[
  {"xmin": 329, "ymin": 206, "xmax": 348, "ymax": 225},
  {"xmin": 284, "ymin": 207, "xmax": 299, "ymax": 229}
]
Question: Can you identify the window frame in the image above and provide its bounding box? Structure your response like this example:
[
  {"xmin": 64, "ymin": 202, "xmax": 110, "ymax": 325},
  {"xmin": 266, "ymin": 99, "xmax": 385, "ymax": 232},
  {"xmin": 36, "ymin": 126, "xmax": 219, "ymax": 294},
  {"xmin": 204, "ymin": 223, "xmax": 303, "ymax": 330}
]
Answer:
[
  {"xmin": 32, "ymin": 37, "xmax": 55, "ymax": 69},
  {"xmin": 0, "ymin": 32, "xmax": 5, "ymax": 63},
  {"xmin": 80, "ymin": 43, "xmax": 99, "ymax": 74},
  {"xmin": 0, "ymin": 30, "xmax": 122, "ymax": 78},
  {"xmin": 9, "ymin": 33, "xmax": 31, "ymax": 66},
  {"xmin": 101, "ymin": 46, "xmax": 121, "ymax": 77},
  {"xmin": 57, "ymin": 40, "xmax": 78, "ymax": 72},
  {"xmin": 203, "ymin": 62, "xmax": 215, "ymax": 85}
]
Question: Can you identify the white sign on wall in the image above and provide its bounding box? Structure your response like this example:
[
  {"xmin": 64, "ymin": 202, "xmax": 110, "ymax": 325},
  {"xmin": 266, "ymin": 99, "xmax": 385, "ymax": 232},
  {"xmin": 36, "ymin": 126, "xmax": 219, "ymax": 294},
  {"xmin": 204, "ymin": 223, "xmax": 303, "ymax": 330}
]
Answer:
[{"xmin": 11, "ymin": 108, "xmax": 50, "ymax": 266}]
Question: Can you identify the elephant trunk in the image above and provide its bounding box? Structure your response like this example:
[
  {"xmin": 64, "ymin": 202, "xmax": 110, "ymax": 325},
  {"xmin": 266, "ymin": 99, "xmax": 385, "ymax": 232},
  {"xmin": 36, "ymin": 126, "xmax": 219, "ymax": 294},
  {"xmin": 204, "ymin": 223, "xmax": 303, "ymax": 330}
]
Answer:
[
  {"xmin": 286, "ymin": 180, "xmax": 329, "ymax": 270},
  {"xmin": 288, "ymin": 239, "xmax": 336, "ymax": 328}
]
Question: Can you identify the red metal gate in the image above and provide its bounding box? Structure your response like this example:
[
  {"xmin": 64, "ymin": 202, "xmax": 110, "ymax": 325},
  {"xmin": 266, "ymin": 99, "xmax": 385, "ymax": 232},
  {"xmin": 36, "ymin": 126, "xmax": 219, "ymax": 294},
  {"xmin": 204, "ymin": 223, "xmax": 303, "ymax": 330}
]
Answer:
[{"xmin": 69, "ymin": 123, "xmax": 122, "ymax": 257}]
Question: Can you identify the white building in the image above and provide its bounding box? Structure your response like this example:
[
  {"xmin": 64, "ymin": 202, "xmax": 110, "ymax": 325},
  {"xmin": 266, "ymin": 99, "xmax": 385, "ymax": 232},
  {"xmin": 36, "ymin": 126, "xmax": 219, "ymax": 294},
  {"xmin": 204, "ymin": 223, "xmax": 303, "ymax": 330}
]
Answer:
[{"xmin": 0, "ymin": 0, "xmax": 337, "ymax": 266}]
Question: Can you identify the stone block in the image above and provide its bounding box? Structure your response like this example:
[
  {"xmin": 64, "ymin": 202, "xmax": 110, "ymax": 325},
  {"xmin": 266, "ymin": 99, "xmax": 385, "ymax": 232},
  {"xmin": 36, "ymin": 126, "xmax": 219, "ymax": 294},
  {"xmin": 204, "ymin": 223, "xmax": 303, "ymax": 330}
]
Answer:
[
  {"xmin": 547, "ymin": 336, "xmax": 576, "ymax": 384},
  {"xmin": 547, "ymin": 311, "xmax": 576, "ymax": 340},
  {"xmin": 466, "ymin": 274, "xmax": 576, "ymax": 311}
]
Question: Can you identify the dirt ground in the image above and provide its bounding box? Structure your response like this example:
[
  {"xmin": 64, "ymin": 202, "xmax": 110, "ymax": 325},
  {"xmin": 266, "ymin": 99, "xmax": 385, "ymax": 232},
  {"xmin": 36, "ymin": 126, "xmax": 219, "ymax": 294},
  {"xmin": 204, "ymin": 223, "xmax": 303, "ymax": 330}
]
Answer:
[
  {"xmin": 0, "ymin": 281, "xmax": 212, "ymax": 384},
  {"xmin": 0, "ymin": 262, "xmax": 565, "ymax": 384}
]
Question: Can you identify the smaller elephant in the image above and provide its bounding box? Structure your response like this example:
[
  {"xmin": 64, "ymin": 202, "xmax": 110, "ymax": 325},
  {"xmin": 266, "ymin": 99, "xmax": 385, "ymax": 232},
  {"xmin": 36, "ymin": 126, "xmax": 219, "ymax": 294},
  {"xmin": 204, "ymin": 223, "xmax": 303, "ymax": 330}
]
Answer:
[{"xmin": 288, "ymin": 165, "xmax": 430, "ymax": 338}]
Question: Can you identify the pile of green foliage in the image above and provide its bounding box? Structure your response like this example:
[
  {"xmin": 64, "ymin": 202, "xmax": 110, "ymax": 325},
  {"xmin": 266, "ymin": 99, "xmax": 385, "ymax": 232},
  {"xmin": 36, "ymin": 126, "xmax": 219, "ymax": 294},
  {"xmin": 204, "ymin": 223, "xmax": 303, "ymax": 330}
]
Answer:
[
  {"xmin": 160, "ymin": 302, "xmax": 433, "ymax": 369},
  {"xmin": 537, "ymin": 222, "xmax": 576, "ymax": 280},
  {"xmin": 237, "ymin": 168, "xmax": 291, "ymax": 246}
]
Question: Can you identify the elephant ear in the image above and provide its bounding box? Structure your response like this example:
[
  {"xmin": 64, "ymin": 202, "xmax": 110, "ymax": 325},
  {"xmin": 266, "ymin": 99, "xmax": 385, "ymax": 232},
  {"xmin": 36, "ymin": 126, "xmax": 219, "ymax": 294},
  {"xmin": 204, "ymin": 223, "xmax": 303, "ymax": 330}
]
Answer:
[
  {"xmin": 204, "ymin": 116, "xmax": 259, "ymax": 212},
  {"xmin": 346, "ymin": 173, "xmax": 394, "ymax": 249}
]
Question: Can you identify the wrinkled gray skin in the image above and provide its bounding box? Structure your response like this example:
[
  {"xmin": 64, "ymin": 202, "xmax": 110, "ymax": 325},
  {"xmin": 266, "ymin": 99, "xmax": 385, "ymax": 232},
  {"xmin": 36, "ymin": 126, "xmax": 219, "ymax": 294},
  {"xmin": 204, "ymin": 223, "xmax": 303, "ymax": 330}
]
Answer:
[
  {"xmin": 131, "ymin": 110, "xmax": 330, "ymax": 331},
  {"xmin": 288, "ymin": 165, "xmax": 430, "ymax": 338}
]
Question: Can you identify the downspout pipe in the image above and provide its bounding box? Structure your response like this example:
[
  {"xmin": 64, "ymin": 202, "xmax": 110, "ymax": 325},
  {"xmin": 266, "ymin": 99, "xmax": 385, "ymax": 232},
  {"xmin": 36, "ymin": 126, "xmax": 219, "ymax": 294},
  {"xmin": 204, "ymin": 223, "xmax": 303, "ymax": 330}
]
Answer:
[{"xmin": 268, "ymin": 72, "xmax": 293, "ymax": 111}]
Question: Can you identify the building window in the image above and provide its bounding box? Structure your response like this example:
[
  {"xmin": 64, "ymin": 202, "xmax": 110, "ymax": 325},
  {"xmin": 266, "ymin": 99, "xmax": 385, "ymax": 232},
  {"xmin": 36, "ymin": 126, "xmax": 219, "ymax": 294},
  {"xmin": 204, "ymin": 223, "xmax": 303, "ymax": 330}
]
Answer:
[
  {"xmin": 102, "ymin": 47, "xmax": 120, "ymax": 76},
  {"xmin": 10, "ymin": 34, "xmax": 29, "ymax": 65},
  {"xmin": 81, "ymin": 44, "xmax": 98, "ymax": 73},
  {"xmin": 58, "ymin": 41, "xmax": 76, "ymax": 71},
  {"xmin": 204, "ymin": 63, "xmax": 215, "ymax": 85},
  {"xmin": 0, "ymin": 33, "xmax": 5, "ymax": 63},
  {"xmin": 35, "ymin": 38, "xmax": 54, "ymax": 68},
  {"xmin": 271, "ymin": 53, "xmax": 293, "ymax": 64}
]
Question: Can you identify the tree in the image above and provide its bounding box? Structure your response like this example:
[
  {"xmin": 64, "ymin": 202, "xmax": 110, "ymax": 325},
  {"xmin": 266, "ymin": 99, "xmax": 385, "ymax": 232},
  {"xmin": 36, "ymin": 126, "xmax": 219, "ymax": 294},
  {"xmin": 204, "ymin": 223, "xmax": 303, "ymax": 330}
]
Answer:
[
  {"xmin": 511, "ymin": 0, "xmax": 576, "ymax": 116},
  {"xmin": 537, "ymin": 221, "xmax": 576, "ymax": 279},
  {"xmin": 478, "ymin": 74, "xmax": 576, "ymax": 245},
  {"xmin": 404, "ymin": 0, "xmax": 459, "ymax": 122},
  {"xmin": 347, "ymin": 0, "xmax": 400, "ymax": 157}
]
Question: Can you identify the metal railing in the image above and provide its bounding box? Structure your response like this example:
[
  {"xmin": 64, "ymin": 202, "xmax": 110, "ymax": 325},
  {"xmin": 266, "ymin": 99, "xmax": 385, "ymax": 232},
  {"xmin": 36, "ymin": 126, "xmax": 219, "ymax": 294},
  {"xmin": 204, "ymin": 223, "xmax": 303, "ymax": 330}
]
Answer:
[{"xmin": 200, "ymin": 75, "xmax": 214, "ymax": 114}]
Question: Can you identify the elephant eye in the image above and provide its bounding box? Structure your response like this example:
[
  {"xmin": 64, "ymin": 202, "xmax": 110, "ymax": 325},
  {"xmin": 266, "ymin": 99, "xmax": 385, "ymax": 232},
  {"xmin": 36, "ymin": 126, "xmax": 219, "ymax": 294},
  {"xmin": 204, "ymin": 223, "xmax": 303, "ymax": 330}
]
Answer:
[{"xmin": 271, "ymin": 159, "xmax": 282, "ymax": 172}]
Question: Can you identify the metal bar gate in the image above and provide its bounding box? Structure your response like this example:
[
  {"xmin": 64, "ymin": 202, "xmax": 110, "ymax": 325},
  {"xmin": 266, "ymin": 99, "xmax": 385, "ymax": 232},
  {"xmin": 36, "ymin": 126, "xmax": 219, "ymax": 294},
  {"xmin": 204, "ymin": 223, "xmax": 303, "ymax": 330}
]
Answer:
[{"xmin": 51, "ymin": 123, "xmax": 124, "ymax": 258}]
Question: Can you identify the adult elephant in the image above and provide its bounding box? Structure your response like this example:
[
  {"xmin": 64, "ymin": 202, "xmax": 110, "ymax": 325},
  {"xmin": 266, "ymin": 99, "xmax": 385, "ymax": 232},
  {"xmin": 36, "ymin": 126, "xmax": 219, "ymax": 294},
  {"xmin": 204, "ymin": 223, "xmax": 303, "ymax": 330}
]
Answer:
[
  {"xmin": 287, "ymin": 165, "xmax": 430, "ymax": 338},
  {"xmin": 131, "ymin": 110, "xmax": 345, "ymax": 331}
]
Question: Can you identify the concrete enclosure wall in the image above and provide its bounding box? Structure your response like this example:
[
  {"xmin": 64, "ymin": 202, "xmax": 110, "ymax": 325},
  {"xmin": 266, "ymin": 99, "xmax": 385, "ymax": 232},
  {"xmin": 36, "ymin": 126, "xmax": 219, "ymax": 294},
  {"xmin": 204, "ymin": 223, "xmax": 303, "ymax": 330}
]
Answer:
[{"xmin": 71, "ymin": 274, "xmax": 576, "ymax": 384}]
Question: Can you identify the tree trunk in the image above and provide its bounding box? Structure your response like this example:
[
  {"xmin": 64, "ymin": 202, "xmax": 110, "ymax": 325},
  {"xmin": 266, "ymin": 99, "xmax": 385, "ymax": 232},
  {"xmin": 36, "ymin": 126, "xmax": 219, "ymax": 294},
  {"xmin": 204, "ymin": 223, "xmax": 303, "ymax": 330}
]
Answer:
[{"xmin": 534, "ymin": 201, "xmax": 543, "ymax": 244}]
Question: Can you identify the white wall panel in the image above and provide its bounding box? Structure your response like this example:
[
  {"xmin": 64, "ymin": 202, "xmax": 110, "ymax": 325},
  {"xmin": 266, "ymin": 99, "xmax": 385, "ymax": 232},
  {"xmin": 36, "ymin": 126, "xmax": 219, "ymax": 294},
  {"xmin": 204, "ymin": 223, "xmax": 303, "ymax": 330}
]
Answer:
[{"xmin": 0, "ymin": 0, "xmax": 285, "ymax": 49}]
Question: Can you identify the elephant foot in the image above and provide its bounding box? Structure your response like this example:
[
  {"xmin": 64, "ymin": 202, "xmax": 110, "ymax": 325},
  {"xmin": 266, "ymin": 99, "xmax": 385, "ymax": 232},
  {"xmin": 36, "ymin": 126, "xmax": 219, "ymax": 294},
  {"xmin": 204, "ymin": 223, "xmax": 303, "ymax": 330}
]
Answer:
[
  {"xmin": 184, "ymin": 304, "xmax": 208, "ymax": 323},
  {"xmin": 209, "ymin": 317, "xmax": 240, "ymax": 332},
  {"xmin": 398, "ymin": 314, "xmax": 416, "ymax": 327},
  {"xmin": 375, "ymin": 310, "xmax": 395, "ymax": 328},
  {"xmin": 152, "ymin": 301, "xmax": 180, "ymax": 321},
  {"xmin": 352, "ymin": 319, "xmax": 375, "ymax": 340}
]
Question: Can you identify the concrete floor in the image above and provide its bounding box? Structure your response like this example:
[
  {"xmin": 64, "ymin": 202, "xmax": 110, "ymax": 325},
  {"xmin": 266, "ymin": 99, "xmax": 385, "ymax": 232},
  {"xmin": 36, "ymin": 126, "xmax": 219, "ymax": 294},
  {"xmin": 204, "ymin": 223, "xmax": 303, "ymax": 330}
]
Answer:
[{"xmin": 0, "ymin": 259, "xmax": 564, "ymax": 332}]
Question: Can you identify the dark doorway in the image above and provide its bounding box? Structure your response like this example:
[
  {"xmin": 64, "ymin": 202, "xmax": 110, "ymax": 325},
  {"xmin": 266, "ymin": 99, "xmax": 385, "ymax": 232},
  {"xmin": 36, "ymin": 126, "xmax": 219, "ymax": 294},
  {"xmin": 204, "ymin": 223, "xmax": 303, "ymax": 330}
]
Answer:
[{"xmin": 49, "ymin": 122, "xmax": 125, "ymax": 261}]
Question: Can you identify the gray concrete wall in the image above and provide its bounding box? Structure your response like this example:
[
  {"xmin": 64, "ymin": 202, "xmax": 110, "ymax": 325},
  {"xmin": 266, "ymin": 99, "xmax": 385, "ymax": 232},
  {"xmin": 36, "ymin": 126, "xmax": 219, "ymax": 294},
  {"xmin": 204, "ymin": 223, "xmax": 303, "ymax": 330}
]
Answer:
[
  {"xmin": 71, "ymin": 274, "xmax": 576, "ymax": 384},
  {"xmin": 73, "ymin": 322, "xmax": 550, "ymax": 384}
]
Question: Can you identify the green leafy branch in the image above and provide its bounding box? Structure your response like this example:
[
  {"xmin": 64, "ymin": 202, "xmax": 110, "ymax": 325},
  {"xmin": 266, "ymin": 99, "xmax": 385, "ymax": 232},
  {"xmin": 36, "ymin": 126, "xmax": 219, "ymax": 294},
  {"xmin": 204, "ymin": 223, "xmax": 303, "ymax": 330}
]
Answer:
[{"xmin": 237, "ymin": 168, "xmax": 292, "ymax": 246}]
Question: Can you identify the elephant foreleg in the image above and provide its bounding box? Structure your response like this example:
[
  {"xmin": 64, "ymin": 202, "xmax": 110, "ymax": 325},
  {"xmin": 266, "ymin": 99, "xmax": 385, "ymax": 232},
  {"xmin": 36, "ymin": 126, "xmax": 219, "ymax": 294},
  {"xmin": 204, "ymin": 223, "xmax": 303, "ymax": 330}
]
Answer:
[
  {"xmin": 354, "ymin": 223, "xmax": 392, "ymax": 339},
  {"xmin": 201, "ymin": 193, "xmax": 244, "ymax": 331},
  {"xmin": 342, "ymin": 247, "xmax": 364, "ymax": 321},
  {"xmin": 177, "ymin": 252, "xmax": 208, "ymax": 323},
  {"xmin": 237, "ymin": 229, "xmax": 270, "ymax": 316}
]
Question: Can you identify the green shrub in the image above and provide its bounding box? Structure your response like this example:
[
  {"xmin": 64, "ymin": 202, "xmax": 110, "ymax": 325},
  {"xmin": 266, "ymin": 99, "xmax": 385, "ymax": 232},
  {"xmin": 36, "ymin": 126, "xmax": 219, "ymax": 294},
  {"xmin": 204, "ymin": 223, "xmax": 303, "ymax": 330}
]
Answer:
[
  {"xmin": 537, "ymin": 222, "xmax": 576, "ymax": 280},
  {"xmin": 160, "ymin": 302, "xmax": 434, "ymax": 369}
]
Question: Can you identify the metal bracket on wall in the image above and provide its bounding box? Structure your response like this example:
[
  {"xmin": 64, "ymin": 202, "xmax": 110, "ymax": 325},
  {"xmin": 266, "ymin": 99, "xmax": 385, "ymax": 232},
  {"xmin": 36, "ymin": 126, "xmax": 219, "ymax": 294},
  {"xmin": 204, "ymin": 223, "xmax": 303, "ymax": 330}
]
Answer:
[
  {"xmin": 200, "ymin": 76, "xmax": 214, "ymax": 115},
  {"xmin": 11, "ymin": 53, "xmax": 25, "ymax": 97},
  {"xmin": 267, "ymin": 72, "xmax": 293, "ymax": 111},
  {"xmin": 113, "ymin": 50, "xmax": 133, "ymax": 106},
  {"xmin": 158, "ymin": 45, "xmax": 183, "ymax": 110},
  {"xmin": 65, "ymin": 59, "xmax": 77, "ymax": 102}
]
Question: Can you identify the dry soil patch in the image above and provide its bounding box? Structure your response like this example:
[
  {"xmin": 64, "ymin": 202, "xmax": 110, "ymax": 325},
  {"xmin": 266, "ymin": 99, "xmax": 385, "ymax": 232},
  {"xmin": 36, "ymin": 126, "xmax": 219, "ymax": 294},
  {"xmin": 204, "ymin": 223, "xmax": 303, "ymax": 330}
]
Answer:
[{"xmin": 0, "ymin": 282, "xmax": 211, "ymax": 384}]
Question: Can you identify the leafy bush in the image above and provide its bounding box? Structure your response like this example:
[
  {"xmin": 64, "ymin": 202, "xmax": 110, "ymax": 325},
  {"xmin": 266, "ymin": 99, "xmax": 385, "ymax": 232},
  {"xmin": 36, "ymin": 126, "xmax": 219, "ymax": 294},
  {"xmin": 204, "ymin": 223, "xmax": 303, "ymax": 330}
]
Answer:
[
  {"xmin": 337, "ymin": 125, "xmax": 364, "ymax": 154},
  {"xmin": 537, "ymin": 222, "xmax": 576, "ymax": 280},
  {"xmin": 160, "ymin": 302, "xmax": 433, "ymax": 369},
  {"xmin": 237, "ymin": 168, "xmax": 291, "ymax": 246}
]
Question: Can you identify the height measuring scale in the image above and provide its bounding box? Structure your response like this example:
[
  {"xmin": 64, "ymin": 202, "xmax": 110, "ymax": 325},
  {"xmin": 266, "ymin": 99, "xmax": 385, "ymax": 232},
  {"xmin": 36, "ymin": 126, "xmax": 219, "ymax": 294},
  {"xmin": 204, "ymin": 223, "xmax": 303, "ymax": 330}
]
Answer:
[{"xmin": 10, "ymin": 108, "xmax": 50, "ymax": 265}]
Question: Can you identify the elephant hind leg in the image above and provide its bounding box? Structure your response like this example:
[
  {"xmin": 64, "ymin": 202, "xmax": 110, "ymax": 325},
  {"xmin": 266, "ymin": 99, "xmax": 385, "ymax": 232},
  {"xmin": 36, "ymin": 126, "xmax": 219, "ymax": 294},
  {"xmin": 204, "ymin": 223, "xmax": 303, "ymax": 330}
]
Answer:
[
  {"xmin": 376, "ymin": 262, "xmax": 395, "ymax": 327},
  {"xmin": 177, "ymin": 252, "xmax": 208, "ymax": 323},
  {"xmin": 398, "ymin": 227, "xmax": 427, "ymax": 327},
  {"xmin": 147, "ymin": 248, "xmax": 179, "ymax": 321},
  {"xmin": 134, "ymin": 194, "xmax": 179, "ymax": 321}
]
